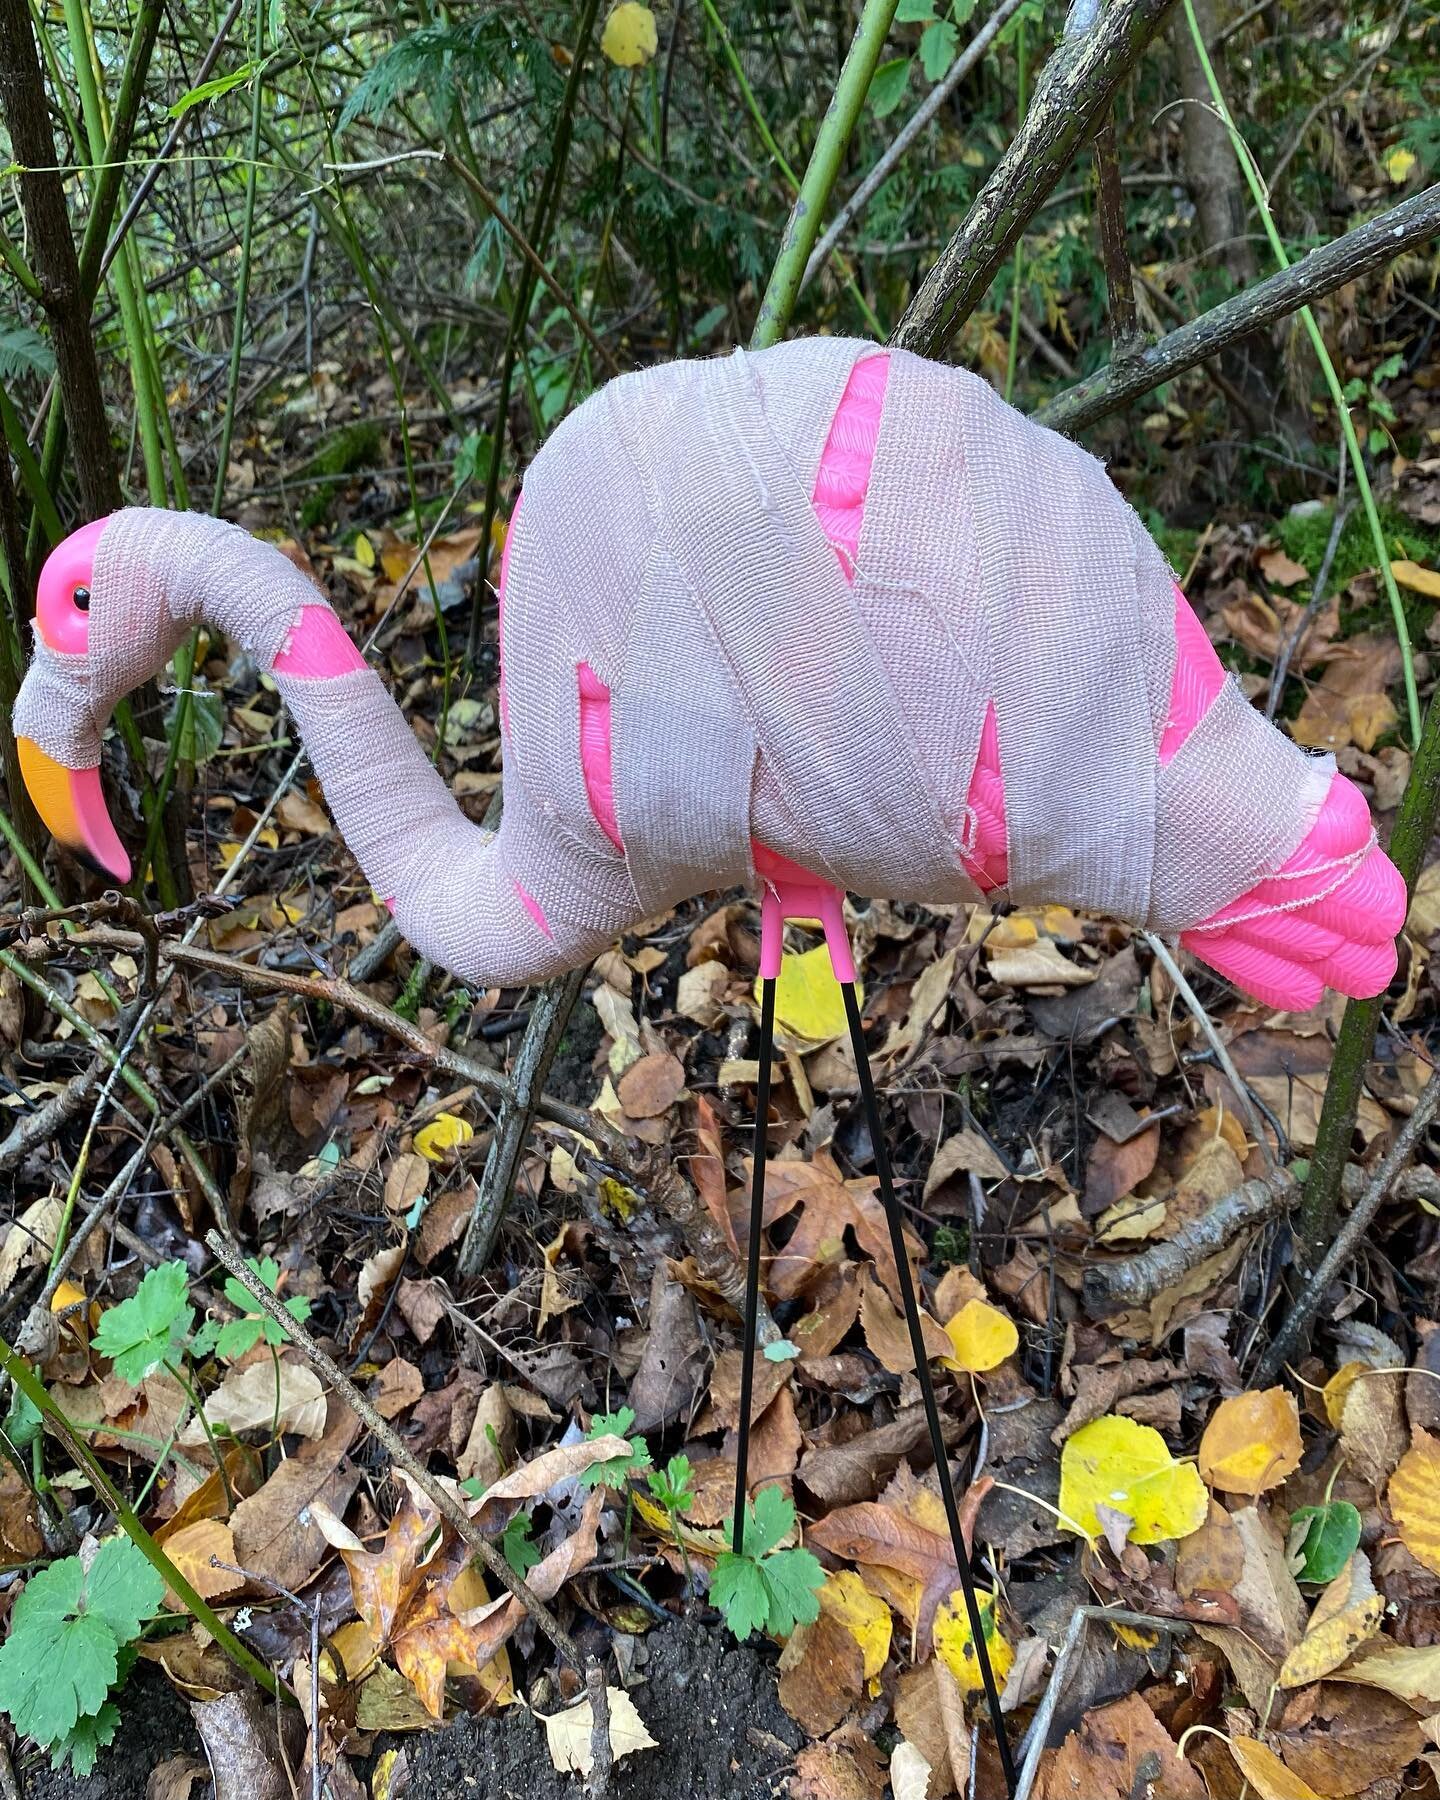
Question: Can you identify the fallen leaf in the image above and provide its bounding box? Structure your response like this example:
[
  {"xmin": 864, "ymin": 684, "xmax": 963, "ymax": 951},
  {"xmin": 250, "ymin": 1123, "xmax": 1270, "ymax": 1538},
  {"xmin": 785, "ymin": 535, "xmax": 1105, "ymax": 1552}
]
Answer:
[
  {"xmin": 1176, "ymin": 1499, "xmax": 1245, "ymax": 1599},
  {"xmin": 1230, "ymin": 1505, "xmax": 1307, "ymax": 1657},
  {"xmin": 1330, "ymin": 1638, "xmax": 1440, "ymax": 1704},
  {"xmin": 989, "ymin": 939, "xmax": 1096, "ymax": 989},
  {"xmin": 778, "ymin": 1609, "xmax": 865, "ymax": 1733},
  {"xmin": 818, "ymin": 1570, "xmax": 892, "ymax": 1682},
  {"xmin": 1260, "ymin": 545, "xmax": 1309, "ymax": 587},
  {"xmin": 889, "ymin": 1741, "xmax": 932, "ymax": 1800},
  {"xmin": 1083, "ymin": 1124, "xmax": 1161, "ymax": 1217},
  {"xmin": 761, "ymin": 946, "xmax": 854, "ymax": 1046},
  {"xmin": 413, "ymin": 1112, "xmax": 473, "ymax": 1161},
  {"xmin": 1036, "ymin": 1692, "xmax": 1206, "ymax": 1800},
  {"xmin": 616, "ymin": 1052, "xmax": 686, "ymax": 1119},
  {"xmin": 940, "ymin": 1299, "xmax": 1018, "ymax": 1374},
  {"xmin": 1274, "ymin": 1682, "xmax": 1423, "ymax": 1796},
  {"xmin": 180, "ymin": 1359, "xmax": 326, "ymax": 1445},
  {"xmin": 229, "ymin": 1401, "xmax": 360, "ymax": 1591},
  {"xmin": 1392, "ymin": 559, "xmax": 1440, "ymax": 598},
  {"xmin": 923, "ymin": 1130, "xmax": 1007, "ymax": 1195},
  {"xmin": 1198, "ymin": 1388, "xmax": 1303, "ymax": 1494},
  {"xmin": 473, "ymin": 1434, "xmax": 633, "ymax": 1519},
  {"xmin": 860, "ymin": 1267, "xmax": 950, "ymax": 1373},
  {"xmin": 372, "ymin": 1359, "xmax": 423, "ymax": 1421},
  {"xmin": 1227, "ymin": 1735, "xmax": 1322, "ymax": 1800},
  {"xmin": 161, "ymin": 1519, "xmax": 243, "ymax": 1609},
  {"xmin": 1278, "ymin": 1550, "xmax": 1384, "ymax": 1685},
  {"xmin": 1057, "ymin": 1415, "xmax": 1208, "ymax": 1545},
  {"xmin": 541, "ymin": 1686, "xmax": 657, "ymax": 1775},
  {"xmin": 1340, "ymin": 1367, "xmax": 1408, "ymax": 1489},
  {"xmin": 933, "ymin": 1588, "xmax": 1013, "ymax": 1694},
  {"xmin": 1388, "ymin": 1430, "xmax": 1440, "ymax": 1575}
]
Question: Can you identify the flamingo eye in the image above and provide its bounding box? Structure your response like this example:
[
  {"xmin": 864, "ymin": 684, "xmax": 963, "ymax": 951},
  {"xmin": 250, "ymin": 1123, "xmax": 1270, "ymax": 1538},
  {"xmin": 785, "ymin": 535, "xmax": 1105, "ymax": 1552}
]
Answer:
[{"xmin": 72, "ymin": 585, "xmax": 90, "ymax": 612}]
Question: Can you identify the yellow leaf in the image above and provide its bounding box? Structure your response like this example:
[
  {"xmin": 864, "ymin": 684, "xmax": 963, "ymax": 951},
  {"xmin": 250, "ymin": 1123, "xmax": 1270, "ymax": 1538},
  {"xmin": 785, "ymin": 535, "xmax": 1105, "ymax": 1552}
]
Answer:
[
  {"xmin": 220, "ymin": 828, "xmax": 278, "ymax": 866},
  {"xmin": 354, "ymin": 531, "xmax": 376, "ymax": 570},
  {"xmin": 1229, "ymin": 1735, "xmax": 1324, "ymax": 1800},
  {"xmin": 160, "ymin": 1518, "xmax": 243, "ymax": 1609},
  {"xmin": 940, "ymin": 1299, "xmax": 1018, "ymax": 1374},
  {"xmin": 1384, "ymin": 145, "xmax": 1418, "ymax": 184},
  {"xmin": 933, "ymin": 1589, "xmax": 1013, "ymax": 1694},
  {"xmin": 1393, "ymin": 559, "xmax": 1440, "ymax": 599},
  {"xmin": 1198, "ymin": 1388, "xmax": 1303, "ymax": 1495},
  {"xmin": 1388, "ymin": 1430, "xmax": 1440, "ymax": 1575},
  {"xmin": 1278, "ymin": 1551, "xmax": 1384, "ymax": 1686},
  {"xmin": 1323, "ymin": 1361, "xmax": 1366, "ymax": 1429},
  {"xmin": 542, "ymin": 1687, "xmax": 657, "ymax": 1775},
  {"xmin": 1329, "ymin": 1639, "xmax": 1440, "ymax": 1705},
  {"xmin": 817, "ymin": 1571, "xmax": 891, "ymax": 1681},
  {"xmin": 1058, "ymin": 1415, "xmax": 1208, "ymax": 1545},
  {"xmin": 414, "ymin": 1111, "xmax": 474, "ymax": 1162},
  {"xmin": 600, "ymin": 2, "xmax": 658, "ymax": 66},
  {"xmin": 758, "ymin": 944, "xmax": 859, "ymax": 1046}
]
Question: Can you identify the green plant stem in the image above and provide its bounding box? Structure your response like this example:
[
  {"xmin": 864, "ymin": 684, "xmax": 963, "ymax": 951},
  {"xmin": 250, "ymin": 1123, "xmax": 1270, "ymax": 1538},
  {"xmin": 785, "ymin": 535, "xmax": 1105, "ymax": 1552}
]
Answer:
[
  {"xmin": 1003, "ymin": 16, "xmax": 1028, "ymax": 403},
  {"xmin": 1180, "ymin": 0, "xmax": 1419, "ymax": 745},
  {"xmin": 1297, "ymin": 688, "xmax": 1440, "ymax": 1261},
  {"xmin": 211, "ymin": 3, "xmax": 265, "ymax": 513},
  {"xmin": 164, "ymin": 1358, "xmax": 235, "ymax": 1513},
  {"xmin": 750, "ymin": 0, "xmax": 899, "ymax": 348},
  {"xmin": 700, "ymin": 0, "xmax": 882, "ymax": 339},
  {"xmin": 0, "ymin": 1337, "xmax": 283, "ymax": 1702}
]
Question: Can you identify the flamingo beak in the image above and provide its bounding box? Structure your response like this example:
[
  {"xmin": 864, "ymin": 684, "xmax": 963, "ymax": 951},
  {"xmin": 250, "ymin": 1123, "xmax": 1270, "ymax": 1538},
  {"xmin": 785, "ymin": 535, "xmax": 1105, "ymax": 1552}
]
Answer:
[
  {"xmin": 16, "ymin": 736, "xmax": 132, "ymax": 884},
  {"xmin": 16, "ymin": 515, "xmax": 131, "ymax": 883}
]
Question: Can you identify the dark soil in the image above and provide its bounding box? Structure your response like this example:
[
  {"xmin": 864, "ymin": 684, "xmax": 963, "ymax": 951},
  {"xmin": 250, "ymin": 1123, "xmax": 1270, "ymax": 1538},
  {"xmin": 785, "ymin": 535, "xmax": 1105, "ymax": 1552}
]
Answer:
[
  {"xmin": 400, "ymin": 1616, "xmax": 802, "ymax": 1800},
  {"xmin": 15, "ymin": 1666, "xmax": 207, "ymax": 1800}
]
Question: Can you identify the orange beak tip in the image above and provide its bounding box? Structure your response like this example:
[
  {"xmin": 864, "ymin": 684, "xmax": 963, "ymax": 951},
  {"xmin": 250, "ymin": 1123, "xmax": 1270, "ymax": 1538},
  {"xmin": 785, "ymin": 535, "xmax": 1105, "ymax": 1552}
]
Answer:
[{"xmin": 16, "ymin": 738, "xmax": 132, "ymax": 885}]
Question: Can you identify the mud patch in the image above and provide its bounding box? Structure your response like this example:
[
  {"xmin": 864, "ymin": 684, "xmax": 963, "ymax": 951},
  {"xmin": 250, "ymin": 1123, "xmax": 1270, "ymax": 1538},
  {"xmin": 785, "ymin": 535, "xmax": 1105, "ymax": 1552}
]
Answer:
[
  {"xmin": 14, "ymin": 1665, "xmax": 207, "ymax": 1800},
  {"xmin": 399, "ymin": 1616, "xmax": 801, "ymax": 1799}
]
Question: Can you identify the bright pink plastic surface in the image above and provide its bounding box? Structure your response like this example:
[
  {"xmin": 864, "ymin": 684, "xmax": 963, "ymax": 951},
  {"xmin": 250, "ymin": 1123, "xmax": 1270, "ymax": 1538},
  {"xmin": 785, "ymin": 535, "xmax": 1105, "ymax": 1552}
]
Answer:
[
  {"xmin": 273, "ymin": 605, "xmax": 368, "ymax": 677},
  {"xmin": 35, "ymin": 516, "xmax": 109, "ymax": 655}
]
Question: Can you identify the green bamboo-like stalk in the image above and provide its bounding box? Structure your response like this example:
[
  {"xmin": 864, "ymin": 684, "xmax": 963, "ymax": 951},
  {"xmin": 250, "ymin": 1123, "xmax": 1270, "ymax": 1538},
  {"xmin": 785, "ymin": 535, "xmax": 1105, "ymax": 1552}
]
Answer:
[
  {"xmin": 1297, "ymin": 688, "xmax": 1440, "ymax": 1261},
  {"xmin": 0, "ymin": 1338, "xmax": 284, "ymax": 1703},
  {"xmin": 1181, "ymin": 0, "xmax": 1419, "ymax": 746},
  {"xmin": 751, "ymin": 0, "xmax": 900, "ymax": 349}
]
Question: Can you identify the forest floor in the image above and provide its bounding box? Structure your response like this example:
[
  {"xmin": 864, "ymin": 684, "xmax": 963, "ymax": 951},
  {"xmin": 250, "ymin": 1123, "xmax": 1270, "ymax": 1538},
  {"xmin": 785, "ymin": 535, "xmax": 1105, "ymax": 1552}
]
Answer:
[{"xmin": 4, "ymin": 344, "xmax": 1440, "ymax": 1800}]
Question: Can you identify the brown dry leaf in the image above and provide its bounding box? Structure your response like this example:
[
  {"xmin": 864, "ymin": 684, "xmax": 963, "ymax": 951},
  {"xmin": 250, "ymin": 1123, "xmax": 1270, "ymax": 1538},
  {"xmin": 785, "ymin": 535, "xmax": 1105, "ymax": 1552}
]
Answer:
[
  {"xmin": 1176, "ymin": 1499, "xmax": 1245, "ymax": 1600},
  {"xmin": 1227, "ymin": 1737, "xmax": 1321, "ymax": 1800},
  {"xmin": 456, "ymin": 1385, "xmax": 514, "ymax": 1489},
  {"xmin": 761, "ymin": 1153, "xmax": 923, "ymax": 1309},
  {"xmin": 792, "ymin": 1728, "xmax": 889, "ymax": 1800},
  {"xmin": 988, "ymin": 938, "xmax": 1096, "ymax": 989},
  {"xmin": 0, "ymin": 1194, "xmax": 62, "ymax": 1293},
  {"xmin": 474, "ymin": 1434, "xmax": 632, "ymax": 1516},
  {"xmin": 1229, "ymin": 1505, "xmax": 1308, "ymax": 1657},
  {"xmin": 626, "ymin": 1266, "xmax": 705, "ymax": 1434},
  {"xmin": 923, "ymin": 1129, "xmax": 1007, "ymax": 1196},
  {"xmin": 616, "ymin": 1052, "xmax": 685, "ymax": 1119},
  {"xmin": 1388, "ymin": 1430, "xmax": 1440, "ymax": 1575},
  {"xmin": 391, "ymin": 1540, "xmax": 518, "ymax": 1720},
  {"xmin": 160, "ymin": 1519, "xmax": 243, "ymax": 1609},
  {"xmin": 1195, "ymin": 1624, "xmax": 1280, "ymax": 1715},
  {"xmin": 1329, "ymin": 1639, "xmax": 1440, "ymax": 1705},
  {"xmin": 791, "ymin": 1264, "xmax": 863, "ymax": 1361},
  {"xmin": 1339, "ymin": 1367, "xmax": 1408, "ymax": 1489},
  {"xmin": 777, "ymin": 1609, "xmax": 865, "ymax": 1734},
  {"xmin": 1274, "ymin": 1683, "xmax": 1424, "ymax": 1797},
  {"xmin": 537, "ymin": 1221, "xmax": 584, "ymax": 1337},
  {"xmin": 228, "ymin": 1401, "xmax": 360, "ymax": 1592},
  {"xmin": 859, "ymin": 1266, "xmax": 950, "ymax": 1374},
  {"xmin": 894, "ymin": 1661, "xmax": 969, "ymax": 1800},
  {"xmin": 372, "ymin": 1359, "xmax": 424, "ymax": 1421},
  {"xmin": 798, "ymin": 1406, "xmax": 941, "ymax": 1509},
  {"xmin": 383, "ymin": 1153, "xmax": 428, "ymax": 1216},
  {"xmin": 1278, "ymin": 1551, "xmax": 1384, "ymax": 1686},
  {"xmin": 180, "ymin": 1359, "xmax": 326, "ymax": 1446},
  {"xmin": 709, "ymin": 1347, "xmax": 791, "ymax": 1430},
  {"xmin": 314, "ymin": 1483, "xmax": 436, "ymax": 1649},
  {"xmin": 1036, "ymin": 1692, "xmax": 1206, "ymax": 1800},
  {"xmin": 1083, "ymin": 1124, "xmax": 1161, "ymax": 1217},
  {"xmin": 1199, "ymin": 1388, "xmax": 1303, "ymax": 1495},
  {"xmin": 1259, "ymin": 545, "xmax": 1309, "ymax": 587}
]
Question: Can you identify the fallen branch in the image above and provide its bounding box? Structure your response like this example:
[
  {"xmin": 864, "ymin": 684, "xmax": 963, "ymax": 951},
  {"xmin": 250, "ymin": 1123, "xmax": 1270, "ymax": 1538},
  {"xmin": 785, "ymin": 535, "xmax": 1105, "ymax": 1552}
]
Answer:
[
  {"xmin": 1255, "ymin": 1066, "xmax": 1440, "ymax": 1384},
  {"xmin": 206, "ymin": 1233, "xmax": 615, "ymax": 1790},
  {"xmin": 1081, "ymin": 1166, "xmax": 1298, "ymax": 1316},
  {"xmin": 892, "ymin": 0, "xmax": 1180, "ymax": 355},
  {"xmin": 1035, "ymin": 183, "xmax": 1440, "ymax": 434}
]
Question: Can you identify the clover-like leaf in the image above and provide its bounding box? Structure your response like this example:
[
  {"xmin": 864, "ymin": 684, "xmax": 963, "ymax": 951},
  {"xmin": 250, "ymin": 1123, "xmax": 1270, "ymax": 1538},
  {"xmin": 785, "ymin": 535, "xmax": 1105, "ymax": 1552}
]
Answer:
[{"xmin": 92, "ymin": 1262, "xmax": 193, "ymax": 1385}]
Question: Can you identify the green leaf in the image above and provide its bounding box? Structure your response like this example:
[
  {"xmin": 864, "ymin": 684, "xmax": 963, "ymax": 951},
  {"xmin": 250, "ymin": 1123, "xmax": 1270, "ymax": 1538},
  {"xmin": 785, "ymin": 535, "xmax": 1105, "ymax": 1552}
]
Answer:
[
  {"xmin": 501, "ymin": 1511, "xmax": 540, "ymax": 1579},
  {"xmin": 895, "ymin": 0, "xmax": 937, "ymax": 18},
  {"xmin": 758, "ymin": 1546, "xmax": 825, "ymax": 1636},
  {"xmin": 212, "ymin": 1259, "xmax": 309, "ymax": 1359},
  {"xmin": 576, "ymin": 1407, "xmax": 652, "ymax": 1489},
  {"xmin": 1290, "ymin": 1500, "xmax": 1363, "ymax": 1584},
  {"xmin": 919, "ymin": 17, "xmax": 959, "ymax": 80},
  {"xmin": 0, "ymin": 1558, "xmax": 118, "ymax": 1748},
  {"xmin": 646, "ymin": 1454, "xmax": 695, "ymax": 1515},
  {"xmin": 711, "ymin": 1554, "xmax": 771, "ymax": 1640},
  {"xmin": 215, "ymin": 1317, "xmax": 263, "ymax": 1361},
  {"xmin": 84, "ymin": 1538, "xmax": 164, "ymax": 1644},
  {"xmin": 167, "ymin": 57, "xmax": 268, "ymax": 119},
  {"xmin": 742, "ymin": 1485, "xmax": 794, "ymax": 1560},
  {"xmin": 4, "ymin": 1382, "xmax": 42, "ymax": 1452},
  {"xmin": 92, "ymin": 1262, "xmax": 193, "ymax": 1386},
  {"xmin": 0, "ymin": 320, "xmax": 55, "ymax": 381},
  {"xmin": 869, "ymin": 56, "xmax": 911, "ymax": 117},
  {"xmin": 52, "ymin": 1700, "xmax": 119, "ymax": 1776}
]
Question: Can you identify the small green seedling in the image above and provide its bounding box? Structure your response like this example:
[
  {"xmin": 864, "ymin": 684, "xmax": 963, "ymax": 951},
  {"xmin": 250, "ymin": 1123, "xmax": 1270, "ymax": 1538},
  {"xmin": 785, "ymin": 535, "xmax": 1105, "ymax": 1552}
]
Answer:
[
  {"xmin": 712, "ymin": 1487, "xmax": 823, "ymax": 1641},
  {"xmin": 576, "ymin": 1406, "xmax": 653, "ymax": 1489},
  {"xmin": 191, "ymin": 1256, "xmax": 311, "ymax": 1360},
  {"xmin": 0, "ymin": 1536, "xmax": 164, "ymax": 1775},
  {"xmin": 500, "ymin": 1509, "xmax": 541, "ymax": 1578},
  {"xmin": 646, "ymin": 1454, "xmax": 695, "ymax": 1518}
]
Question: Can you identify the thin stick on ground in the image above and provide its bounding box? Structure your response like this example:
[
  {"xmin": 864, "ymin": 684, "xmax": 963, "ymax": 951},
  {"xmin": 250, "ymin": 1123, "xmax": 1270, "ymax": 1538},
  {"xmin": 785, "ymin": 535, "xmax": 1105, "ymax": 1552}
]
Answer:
[{"xmin": 1256, "ymin": 1065, "xmax": 1440, "ymax": 1385}]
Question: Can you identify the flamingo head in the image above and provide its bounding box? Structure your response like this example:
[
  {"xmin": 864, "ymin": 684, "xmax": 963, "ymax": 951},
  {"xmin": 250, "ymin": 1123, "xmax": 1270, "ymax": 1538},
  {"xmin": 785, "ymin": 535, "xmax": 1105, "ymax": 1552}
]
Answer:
[{"xmin": 17, "ymin": 517, "xmax": 133, "ymax": 884}]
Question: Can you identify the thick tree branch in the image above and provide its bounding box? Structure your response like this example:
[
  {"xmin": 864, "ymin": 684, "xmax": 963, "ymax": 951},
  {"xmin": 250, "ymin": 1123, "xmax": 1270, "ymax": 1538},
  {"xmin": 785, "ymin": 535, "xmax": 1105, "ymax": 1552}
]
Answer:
[
  {"xmin": 1037, "ymin": 183, "xmax": 1440, "ymax": 433},
  {"xmin": 892, "ymin": 0, "xmax": 1180, "ymax": 356}
]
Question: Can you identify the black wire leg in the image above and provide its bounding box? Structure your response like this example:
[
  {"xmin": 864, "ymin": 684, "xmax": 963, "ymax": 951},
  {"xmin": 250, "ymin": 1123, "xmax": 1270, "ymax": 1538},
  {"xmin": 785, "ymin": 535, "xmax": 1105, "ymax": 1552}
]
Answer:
[
  {"xmin": 841, "ymin": 981, "xmax": 1018, "ymax": 1798},
  {"xmin": 732, "ymin": 974, "xmax": 776, "ymax": 1557}
]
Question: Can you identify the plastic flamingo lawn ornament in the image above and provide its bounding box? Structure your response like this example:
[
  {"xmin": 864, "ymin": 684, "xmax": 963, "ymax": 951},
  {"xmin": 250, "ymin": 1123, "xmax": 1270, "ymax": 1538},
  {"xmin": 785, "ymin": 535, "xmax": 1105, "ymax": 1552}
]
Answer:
[{"xmin": 14, "ymin": 341, "xmax": 1407, "ymax": 1791}]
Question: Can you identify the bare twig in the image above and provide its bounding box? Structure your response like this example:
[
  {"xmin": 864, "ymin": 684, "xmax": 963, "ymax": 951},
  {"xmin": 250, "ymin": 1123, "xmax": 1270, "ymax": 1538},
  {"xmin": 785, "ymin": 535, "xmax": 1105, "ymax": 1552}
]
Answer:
[
  {"xmin": 1036, "ymin": 183, "xmax": 1440, "ymax": 434},
  {"xmin": 1265, "ymin": 495, "xmax": 1354, "ymax": 722},
  {"xmin": 1256, "ymin": 1066, "xmax": 1440, "ymax": 1383}
]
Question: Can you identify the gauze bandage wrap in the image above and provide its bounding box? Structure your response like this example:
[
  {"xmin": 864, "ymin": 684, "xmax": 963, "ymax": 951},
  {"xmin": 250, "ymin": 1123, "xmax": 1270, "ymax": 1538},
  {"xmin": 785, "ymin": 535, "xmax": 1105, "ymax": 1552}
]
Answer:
[{"xmin": 14, "ymin": 339, "xmax": 1364, "ymax": 1000}]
